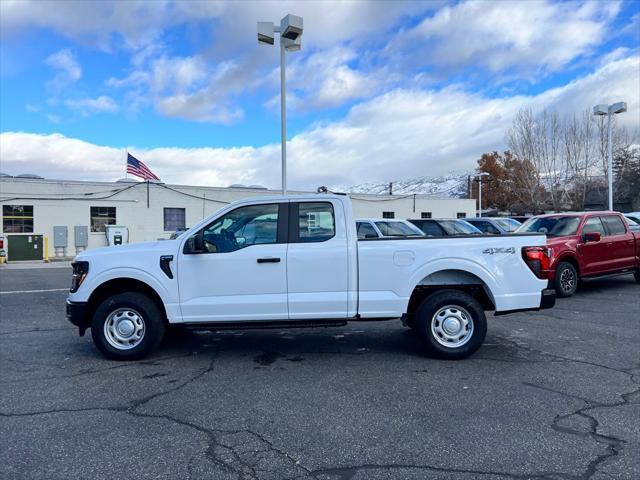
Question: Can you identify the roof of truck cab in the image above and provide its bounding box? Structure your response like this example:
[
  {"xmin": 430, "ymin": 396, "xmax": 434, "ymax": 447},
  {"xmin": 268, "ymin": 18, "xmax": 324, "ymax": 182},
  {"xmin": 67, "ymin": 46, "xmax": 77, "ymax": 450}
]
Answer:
[{"xmin": 229, "ymin": 193, "xmax": 347, "ymax": 204}]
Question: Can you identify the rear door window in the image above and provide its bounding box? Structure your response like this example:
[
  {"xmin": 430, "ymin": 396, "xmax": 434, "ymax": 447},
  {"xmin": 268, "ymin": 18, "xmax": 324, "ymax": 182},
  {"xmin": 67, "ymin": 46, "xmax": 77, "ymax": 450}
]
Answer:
[
  {"xmin": 296, "ymin": 202, "xmax": 335, "ymax": 242},
  {"xmin": 602, "ymin": 215, "xmax": 626, "ymax": 236},
  {"xmin": 357, "ymin": 222, "xmax": 378, "ymax": 239}
]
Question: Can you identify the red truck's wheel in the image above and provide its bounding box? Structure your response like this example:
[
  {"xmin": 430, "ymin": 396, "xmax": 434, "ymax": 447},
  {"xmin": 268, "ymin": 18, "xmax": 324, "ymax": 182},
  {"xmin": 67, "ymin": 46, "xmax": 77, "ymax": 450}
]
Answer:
[
  {"xmin": 554, "ymin": 262, "xmax": 578, "ymax": 297},
  {"xmin": 91, "ymin": 292, "xmax": 165, "ymax": 361},
  {"xmin": 634, "ymin": 269, "xmax": 640, "ymax": 283},
  {"xmin": 415, "ymin": 290, "xmax": 487, "ymax": 360}
]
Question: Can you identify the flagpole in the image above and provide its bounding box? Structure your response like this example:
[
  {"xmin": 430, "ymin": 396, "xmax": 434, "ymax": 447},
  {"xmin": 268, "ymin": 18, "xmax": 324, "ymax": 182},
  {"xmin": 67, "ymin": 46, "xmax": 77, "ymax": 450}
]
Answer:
[{"xmin": 124, "ymin": 149, "xmax": 128, "ymax": 179}]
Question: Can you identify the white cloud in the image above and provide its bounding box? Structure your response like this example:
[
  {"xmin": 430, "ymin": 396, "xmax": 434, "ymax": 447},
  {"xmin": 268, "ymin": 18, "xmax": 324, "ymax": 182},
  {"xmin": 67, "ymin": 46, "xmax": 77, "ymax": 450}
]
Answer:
[
  {"xmin": 2, "ymin": 55, "xmax": 638, "ymax": 189},
  {"xmin": 65, "ymin": 96, "xmax": 119, "ymax": 115},
  {"xmin": 387, "ymin": 0, "xmax": 621, "ymax": 76},
  {"xmin": 45, "ymin": 48, "xmax": 81, "ymax": 89}
]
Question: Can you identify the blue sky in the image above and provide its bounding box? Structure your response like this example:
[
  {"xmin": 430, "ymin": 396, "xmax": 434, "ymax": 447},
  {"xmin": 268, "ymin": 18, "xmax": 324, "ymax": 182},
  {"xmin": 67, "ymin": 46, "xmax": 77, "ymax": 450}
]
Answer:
[{"xmin": 1, "ymin": 0, "xmax": 639, "ymax": 189}]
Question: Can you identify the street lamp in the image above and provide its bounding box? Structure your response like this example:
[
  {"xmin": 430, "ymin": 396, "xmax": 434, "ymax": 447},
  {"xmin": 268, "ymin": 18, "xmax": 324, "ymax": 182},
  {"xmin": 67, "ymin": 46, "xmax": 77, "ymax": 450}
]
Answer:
[
  {"xmin": 593, "ymin": 102, "xmax": 627, "ymax": 211},
  {"xmin": 258, "ymin": 14, "xmax": 303, "ymax": 195},
  {"xmin": 475, "ymin": 172, "xmax": 490, "ymax": 217}
]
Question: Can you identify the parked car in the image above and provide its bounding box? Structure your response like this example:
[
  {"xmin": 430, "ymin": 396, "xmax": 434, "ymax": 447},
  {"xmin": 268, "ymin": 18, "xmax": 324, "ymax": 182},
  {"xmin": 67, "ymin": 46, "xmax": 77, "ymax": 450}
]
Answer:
[
  {"xmin": 624, "ymin": 212, "xmax": 640, "ymax": 224},
  {"xmin": 516, "ymin": 212, "xmax": 640, "ymax": 297},
  {"xmin": 356, "ymin": 219, "xmax": 425, "ymax": 239},
  {"xmin": 408, "ymin": 218, "xmax": 482, "ymax": 236},
  {"xmin": 463, "ymin": 217, "xmax": 522, "ymax": 235},
  {"xmin": 66, "ymin": 194, "xmax": 555, "ymax": 361},
  {"xmin": 624, "ymin": 216, "xmax": 640, "ymax": 231},
  {"xmin": 511, "ymin": 216, "xmax": 534, "ymax": 224}
]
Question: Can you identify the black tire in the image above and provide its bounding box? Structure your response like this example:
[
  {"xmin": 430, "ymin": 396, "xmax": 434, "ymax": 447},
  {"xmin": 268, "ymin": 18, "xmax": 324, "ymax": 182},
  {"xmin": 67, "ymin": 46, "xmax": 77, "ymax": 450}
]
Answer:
[
  {"xmin": 634, "ymin": 269, "xmax": 640, "ymax": 284},
  {"xmin": 414, "ymin": 289, "xmax": 487, "ymax": 360},
  {"xmin": 554, "ymin": 261, "xmax": 578, "ymax": 298},
  {"xmin": 91, "ymin": 292, "xmax": 165, "ymax": 361}
]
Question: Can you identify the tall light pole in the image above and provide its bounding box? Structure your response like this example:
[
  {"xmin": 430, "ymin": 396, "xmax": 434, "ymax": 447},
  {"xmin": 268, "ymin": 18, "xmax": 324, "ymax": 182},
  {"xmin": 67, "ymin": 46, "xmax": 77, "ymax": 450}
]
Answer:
[
  {"xmin": 593, "ymin": 102, "xmax": 627, "ymax": 211},
  {"xmin": 475, "ymin": 172, "xmax": 490, "ymax": 217},
  {"xmin": 258, "ymin": 14, "xmax": 303, "ymax": 195}
]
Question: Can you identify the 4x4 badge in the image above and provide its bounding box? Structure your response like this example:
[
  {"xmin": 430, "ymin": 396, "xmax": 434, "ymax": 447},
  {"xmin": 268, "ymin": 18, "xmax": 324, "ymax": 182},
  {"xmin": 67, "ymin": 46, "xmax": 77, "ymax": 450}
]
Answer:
[{"xmin": 483, "ymin": 247, "xmax": 516, "ymax": 255}]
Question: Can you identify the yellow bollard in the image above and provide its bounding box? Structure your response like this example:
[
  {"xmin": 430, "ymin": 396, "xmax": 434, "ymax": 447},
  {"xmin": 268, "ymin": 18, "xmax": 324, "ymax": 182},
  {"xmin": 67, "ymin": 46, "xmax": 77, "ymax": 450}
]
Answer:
[{"xmin": 44, "ymin": 236, "xmax": 49, "ymax": 263}]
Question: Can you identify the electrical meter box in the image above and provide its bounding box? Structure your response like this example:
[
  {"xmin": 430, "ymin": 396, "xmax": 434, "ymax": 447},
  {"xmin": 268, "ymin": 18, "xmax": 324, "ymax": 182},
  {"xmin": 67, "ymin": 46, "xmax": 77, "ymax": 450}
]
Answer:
[
  {"xmin": 74, "ymin": 226, "xmax": 88, "ymax": 247},
  {"xmin": 53, "ymin": 226, "xmax": 68, "ymax": 248},
  {"xmin": 105, "ymin": 225, "xmax": 129, "ymax": 246}
]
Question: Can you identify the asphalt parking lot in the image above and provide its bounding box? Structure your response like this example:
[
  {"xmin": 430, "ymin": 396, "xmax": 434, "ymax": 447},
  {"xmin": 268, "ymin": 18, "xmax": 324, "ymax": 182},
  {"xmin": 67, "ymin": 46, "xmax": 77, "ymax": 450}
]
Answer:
[{"xmin": 0, "ymin": 266, "xmax": 638, "ymax": 480}]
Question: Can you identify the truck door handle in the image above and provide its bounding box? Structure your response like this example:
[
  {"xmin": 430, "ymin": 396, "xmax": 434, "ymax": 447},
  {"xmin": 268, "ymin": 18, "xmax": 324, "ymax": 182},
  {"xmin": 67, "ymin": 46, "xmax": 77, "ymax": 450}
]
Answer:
[{"xmin": 257, "ymin": 257, "xmax": 281, "ymax": 263}]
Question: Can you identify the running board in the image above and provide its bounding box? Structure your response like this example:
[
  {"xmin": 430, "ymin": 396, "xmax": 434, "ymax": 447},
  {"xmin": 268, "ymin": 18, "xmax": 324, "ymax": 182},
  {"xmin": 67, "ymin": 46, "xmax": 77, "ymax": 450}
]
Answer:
[{"xmin": 181, "ymin": 319, "xmax": 349, "ymax": 331}]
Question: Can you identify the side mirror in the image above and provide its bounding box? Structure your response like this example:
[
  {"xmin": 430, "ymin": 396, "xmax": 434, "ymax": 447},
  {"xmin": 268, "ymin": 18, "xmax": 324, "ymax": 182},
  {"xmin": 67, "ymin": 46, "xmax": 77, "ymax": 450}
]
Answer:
[
  {"xmin": 583, "ymin": 232, "xmax": 601, "ymax": 243},
  {"xmin": 364, "ymin": 233, "xmax": 378, "ymax": 239},
  {"xmin": 185, "ymin": 230, "xmax": 207, "ymax": 254}
]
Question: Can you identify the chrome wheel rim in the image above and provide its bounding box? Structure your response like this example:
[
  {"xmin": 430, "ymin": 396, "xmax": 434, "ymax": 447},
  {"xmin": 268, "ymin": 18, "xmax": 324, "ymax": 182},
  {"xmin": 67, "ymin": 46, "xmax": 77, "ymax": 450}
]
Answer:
[
  {"xmin": 560, "ymin": 268, "xmax": 575, "ymax": 292},
  {"xmin": 431, "ymin": 305, "xmax": 474, "ymax": 348},
  {"xmin": 104, "ymin": 308, "xmax": 145, "ymax": 350}
]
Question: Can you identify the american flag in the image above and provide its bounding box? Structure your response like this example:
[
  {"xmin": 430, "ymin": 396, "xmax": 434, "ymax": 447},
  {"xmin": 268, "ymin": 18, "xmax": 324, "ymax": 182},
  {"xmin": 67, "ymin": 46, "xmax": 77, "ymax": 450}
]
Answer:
[{"xmin": 126, "ymin": 153, "xmax": 160, "ymax": 181}]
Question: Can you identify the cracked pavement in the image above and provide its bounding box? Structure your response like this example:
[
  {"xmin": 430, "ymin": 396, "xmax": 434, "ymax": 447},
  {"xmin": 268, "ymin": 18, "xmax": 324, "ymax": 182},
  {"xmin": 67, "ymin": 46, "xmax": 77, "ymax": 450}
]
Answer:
[{"xmin": 0, "ymin": 267, "xmax": 638, "ymax": 479}]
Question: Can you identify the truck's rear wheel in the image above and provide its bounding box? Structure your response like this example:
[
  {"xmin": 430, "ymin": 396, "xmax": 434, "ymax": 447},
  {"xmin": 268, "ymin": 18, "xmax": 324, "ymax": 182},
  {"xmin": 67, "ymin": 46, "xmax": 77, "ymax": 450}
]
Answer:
[
  {"xmin": 554, "ymin": 261, "xmax": 578, "ymax": 297},
  {"xmin": 415, "ymin": 290, "xmax": 486, "ymax": 360},
  {"xmin": 91, "ymin": 292, "xmax": 165, "ymax": 361},
  {"xmin": 634, "ymin": 269, "xmax": 640, "ymax": 284}
]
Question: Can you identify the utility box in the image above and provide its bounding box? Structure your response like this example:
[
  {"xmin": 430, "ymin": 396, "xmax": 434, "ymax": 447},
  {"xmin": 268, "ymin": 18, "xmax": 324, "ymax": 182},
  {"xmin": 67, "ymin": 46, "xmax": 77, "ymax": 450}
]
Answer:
[
  {"xmin": 6, "ymin": 235, "xmax": 43, "ymax": 261},
  {"xmin": 53, "ymin": 225, "xmax": 68, "ymax": 257},
  {"xmin": 105, "ymin": 225, "xmax": 129, "ymax": 246},
  {"xmin": 74, "ymin": 226, "xmax": 88, "ymax": 254}
]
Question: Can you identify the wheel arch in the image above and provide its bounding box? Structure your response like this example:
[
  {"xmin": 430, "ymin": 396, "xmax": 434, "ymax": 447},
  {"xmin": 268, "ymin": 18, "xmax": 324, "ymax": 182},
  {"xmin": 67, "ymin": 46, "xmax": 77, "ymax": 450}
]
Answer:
[
  {"xmin": 555, "ymin": 254, "xmax": 580, "ymax": 275},
  {"xmin": 406, "ymin": 269, "xmax": 496, "ymax": 321},
  {"xmin": 86, "ymin": 278, "xmax": 168, "ymax": 326}
]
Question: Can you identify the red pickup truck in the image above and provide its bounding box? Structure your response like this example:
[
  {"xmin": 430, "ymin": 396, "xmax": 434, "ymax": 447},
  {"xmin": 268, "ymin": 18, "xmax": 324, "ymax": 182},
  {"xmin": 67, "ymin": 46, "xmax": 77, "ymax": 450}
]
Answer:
[{"xmin": 517, "ymin": 212, "xmax": 640, "ymax": 297}]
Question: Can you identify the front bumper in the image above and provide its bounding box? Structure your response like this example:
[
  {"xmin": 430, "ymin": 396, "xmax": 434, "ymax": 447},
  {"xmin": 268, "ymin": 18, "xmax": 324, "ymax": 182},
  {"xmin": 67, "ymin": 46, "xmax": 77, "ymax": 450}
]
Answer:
[
  {"xmin": 494, "ymin": 288, "xmax": 556, "ymax": 316},
  {"xmin": 66, "ymin": 299, "xmax": 89, "ymax": 336}
]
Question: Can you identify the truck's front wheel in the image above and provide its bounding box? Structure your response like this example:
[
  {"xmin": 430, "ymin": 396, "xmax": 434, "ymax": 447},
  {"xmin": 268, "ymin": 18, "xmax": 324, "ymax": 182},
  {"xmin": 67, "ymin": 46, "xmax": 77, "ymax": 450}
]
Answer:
[
  {"xmin": 91, "ymin": 292, "xmax": 165, "ymax": 361},
  {"xmin": 415, "ymin": 290, "xmax": 487, "ymax": 360}
]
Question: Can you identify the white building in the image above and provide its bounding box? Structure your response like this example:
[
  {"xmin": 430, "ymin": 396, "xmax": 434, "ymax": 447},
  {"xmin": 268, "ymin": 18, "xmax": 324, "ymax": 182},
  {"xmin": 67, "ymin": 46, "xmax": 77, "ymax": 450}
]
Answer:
[{"xmin": 0, "ymin": 176, "xmax": 475, "ymax": 260}]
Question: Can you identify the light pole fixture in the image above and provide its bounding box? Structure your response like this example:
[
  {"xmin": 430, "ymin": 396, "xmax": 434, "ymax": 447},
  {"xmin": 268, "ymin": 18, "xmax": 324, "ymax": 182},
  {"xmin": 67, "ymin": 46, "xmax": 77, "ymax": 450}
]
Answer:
[
  {"xmin": 475, "ymin": 172, "xmax": 490, "ymax": 217},
  {"xmin": 258, "ymin": 14, "xmax": 303, "ymax": 195},
  {"xmin": 593, "ymin": 102, "xmax": 627, "ymax": 211}
]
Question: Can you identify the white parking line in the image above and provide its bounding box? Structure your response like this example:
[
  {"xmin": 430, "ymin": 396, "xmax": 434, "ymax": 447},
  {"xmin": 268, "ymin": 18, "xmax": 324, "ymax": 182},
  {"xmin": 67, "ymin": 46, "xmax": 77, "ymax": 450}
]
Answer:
[{"xmin": 0, "ymin": 288, "xmax": 68, "ymax": 295}]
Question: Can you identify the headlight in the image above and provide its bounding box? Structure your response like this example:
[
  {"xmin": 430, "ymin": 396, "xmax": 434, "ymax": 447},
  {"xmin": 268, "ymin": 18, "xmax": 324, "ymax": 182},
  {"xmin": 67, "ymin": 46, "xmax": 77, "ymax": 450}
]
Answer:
[{"xmin": 70, "ymin": 261, "xmax": 89, "ymax": 293}]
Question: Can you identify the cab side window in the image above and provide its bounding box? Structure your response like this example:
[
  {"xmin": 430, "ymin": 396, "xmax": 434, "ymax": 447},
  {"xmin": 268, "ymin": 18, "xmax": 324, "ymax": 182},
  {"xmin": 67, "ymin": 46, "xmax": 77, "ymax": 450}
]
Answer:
[
  {"xmin": 201, "ymin": 204, "xmax": 279, "ymax": 253},
  {"xmin": 297, "ymin": 202, "xmax": 335, "ymax": 243},
  {"xmin": 582, "ymin": 217, "xmax": 605, "ymax": 235},
  {"xmin": 601, "ymin": 215, "xmax": 626, "ymax": 236}
]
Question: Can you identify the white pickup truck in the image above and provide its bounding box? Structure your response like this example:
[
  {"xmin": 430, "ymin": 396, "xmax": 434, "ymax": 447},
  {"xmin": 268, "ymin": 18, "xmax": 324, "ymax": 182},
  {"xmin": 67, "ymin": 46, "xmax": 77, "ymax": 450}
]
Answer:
[{"xmin": 67, "ymin": 194, "xmax": 555, "ymax": 361}]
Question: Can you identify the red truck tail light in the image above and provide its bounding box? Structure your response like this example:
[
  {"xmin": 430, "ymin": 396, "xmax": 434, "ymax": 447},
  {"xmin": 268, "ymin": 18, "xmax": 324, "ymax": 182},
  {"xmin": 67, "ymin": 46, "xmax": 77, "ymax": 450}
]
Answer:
[{"xmin": 522, "ymin": 246, "xmax": 551, "ymax": 279}]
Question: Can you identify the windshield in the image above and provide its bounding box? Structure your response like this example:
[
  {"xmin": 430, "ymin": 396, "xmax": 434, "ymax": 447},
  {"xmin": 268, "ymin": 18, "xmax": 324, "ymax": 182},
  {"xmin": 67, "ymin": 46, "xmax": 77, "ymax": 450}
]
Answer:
[
  {"xmin": 438, "ymin": 220, "xmax": 482, "ymax": 235},
  {"xmin": 375, "ymin": 221, "xmax": 424, "ymax": 237},
  {"xmin": 494, "ymin": 218, "xmax": 521, "ymax": 232},
  {"xmin": 517, "ymin": 216, "xmax": 581, "ymax": 237}
]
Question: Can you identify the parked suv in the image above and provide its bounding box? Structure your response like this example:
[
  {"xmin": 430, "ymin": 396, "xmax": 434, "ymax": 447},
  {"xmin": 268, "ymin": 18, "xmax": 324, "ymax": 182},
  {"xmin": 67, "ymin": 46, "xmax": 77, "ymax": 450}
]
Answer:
[
  {"xmin": 463, "ymin": 217, "xmax": 522, "ymax": 235},
  {"xmin": 517, "ymin": 212, "xmax": 640, "ymax": 297},
  {"xmin": 356, "ymin": 219, "xmax": 425, "ymax": 239},
  {"xmin": 408, "ymin": 219, "xmax": 482, "ymax": 236}
]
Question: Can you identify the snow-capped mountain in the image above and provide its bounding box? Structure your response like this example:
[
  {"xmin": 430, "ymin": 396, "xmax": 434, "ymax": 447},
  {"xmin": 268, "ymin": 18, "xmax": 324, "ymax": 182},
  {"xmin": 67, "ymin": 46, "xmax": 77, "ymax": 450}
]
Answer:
[{"xmin": 338, "ymin": 172, "xmax": 472, "ymax": 198}]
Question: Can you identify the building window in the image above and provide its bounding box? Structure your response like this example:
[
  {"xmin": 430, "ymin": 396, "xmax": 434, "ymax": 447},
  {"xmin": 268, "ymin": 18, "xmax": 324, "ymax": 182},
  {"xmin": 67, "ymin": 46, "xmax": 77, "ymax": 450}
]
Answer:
[
  {"xmin": 90, "ymin": 207, "xmax": 116, "ymax": 232},
  {"xmin": 2, "ymin": 205, "xmax": 34, "ymax": 233},
  {"xmin": 456, "ymin": 212, "xmax": 467, "ymax": 219},
  {"xmin": 382, "ymin": 211, "xmax": 395, "ymax": 219},
  {"xmin": 164, "ymin": 208, "xmax": 186, "ymax": 232},
  {"xmin": 421, "ymin": 212, "xmax": 432, "ymax": 219}
]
